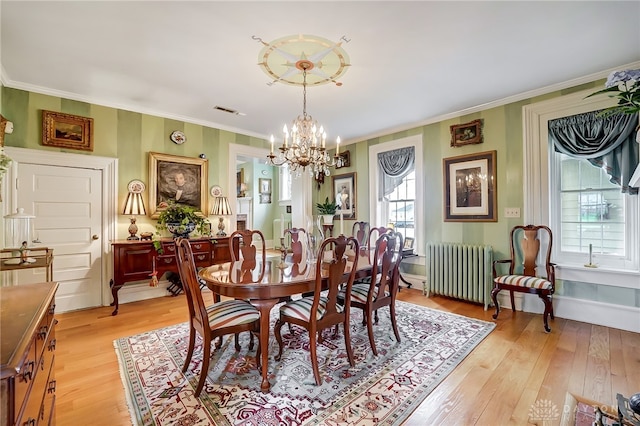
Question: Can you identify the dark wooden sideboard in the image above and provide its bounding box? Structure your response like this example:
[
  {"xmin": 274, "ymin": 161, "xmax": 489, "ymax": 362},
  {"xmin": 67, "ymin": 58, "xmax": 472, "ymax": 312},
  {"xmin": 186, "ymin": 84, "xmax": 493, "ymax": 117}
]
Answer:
[{"xmin": 110, "ymin": 237, "xmax": 238, "ymax": 315}]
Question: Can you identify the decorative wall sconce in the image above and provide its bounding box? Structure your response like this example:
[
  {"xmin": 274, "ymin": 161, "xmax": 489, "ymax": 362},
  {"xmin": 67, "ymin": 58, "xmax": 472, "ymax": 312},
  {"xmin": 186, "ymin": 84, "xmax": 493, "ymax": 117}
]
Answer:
[{"xmin": 123, "ymin": 180, "xmax": 147, "ymax": 240}]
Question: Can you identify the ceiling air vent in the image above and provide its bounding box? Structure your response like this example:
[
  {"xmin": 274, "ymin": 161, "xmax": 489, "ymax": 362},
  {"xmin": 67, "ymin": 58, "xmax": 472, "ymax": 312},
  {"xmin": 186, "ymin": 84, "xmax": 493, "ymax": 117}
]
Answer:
[{"xmin": 213, "ymin": 106, "xmax": 245, "ymax": 116}]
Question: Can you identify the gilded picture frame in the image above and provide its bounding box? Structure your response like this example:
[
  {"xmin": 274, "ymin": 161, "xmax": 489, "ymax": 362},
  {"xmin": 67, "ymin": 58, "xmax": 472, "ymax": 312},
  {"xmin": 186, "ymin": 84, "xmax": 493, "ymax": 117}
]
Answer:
[
  {"xmin": 450, "ymin": 119, "xmax": 483, "ymax": 147},
  {"xmin": 443, "ymin": 150, "xmax": 497, "ymax": 222},
  {"xmin": 148, "ymin": 152, "xmax": 208, "ymax": 218},
  {"xmin": 42, "ymin": 110, "xmax": 94, "ymax": 151}
]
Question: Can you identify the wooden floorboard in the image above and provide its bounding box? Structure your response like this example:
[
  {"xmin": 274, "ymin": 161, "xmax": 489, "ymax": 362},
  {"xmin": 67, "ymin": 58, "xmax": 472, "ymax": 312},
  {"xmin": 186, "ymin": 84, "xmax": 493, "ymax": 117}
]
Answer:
[{"xmin": 53, "ymin": 288, "xmax": 640, "ymax": 425}]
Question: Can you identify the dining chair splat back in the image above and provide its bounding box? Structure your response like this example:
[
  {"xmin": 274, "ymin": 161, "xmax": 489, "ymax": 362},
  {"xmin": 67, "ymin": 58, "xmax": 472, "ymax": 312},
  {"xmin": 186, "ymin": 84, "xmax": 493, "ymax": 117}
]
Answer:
[
  {"xmin": 367, "ymin": 226, "xmax": 392, "ymax": 261},
  {"xmin": 274, "ymin": 235, "xmax": 360, "ymax": 385},
  {"xmin": 351, "ymin": 221, "xmax": 369, "ymax": 247},
  {"xmin": 174, "ymin": 237, "xmax": 261, "ymax": 397},
  {"xmin": 229, "ymin": 229, "xmax": 267, "ymax": 265},
  {"xmin": 340, "ymin": 231, "xmax": 402, "ymax": 356},
  {"xmin": 491, "ymin": 225, "xmax": 556, "ymax": 332},
  {"xmin": 283, "ymin": 227, "xmax": 309, "ymax": 263}
]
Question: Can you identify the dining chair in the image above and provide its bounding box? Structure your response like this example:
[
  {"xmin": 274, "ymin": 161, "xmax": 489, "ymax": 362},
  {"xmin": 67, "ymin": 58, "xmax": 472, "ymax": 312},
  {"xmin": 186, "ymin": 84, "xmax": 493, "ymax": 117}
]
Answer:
[
  {"xmin": 274, "ymin": 235, "xmax": 359, "ymax": 385},
  {"xmin": 228, "ymin": 229, "xmax": 266, "ymax": 347},
  {"xmin": 366, "ymin": 226, "xmax": 392, "ymax": 259},
  {"xmin": 351, "ymin": 221, "xmax": 369, "ymax": 247},
  {"xmin": 339, "ymin": 231, "xmax": 402, "ymax": 356},
  {"xmin": 283, "ymin": 227, "xmax": 309, "ymax": 263},
  {"xmin": 229, "ymin": 229, "xmax": 267, "ymax": 265},
  {"xmin": 491, "ymin": 224, "xmax": 556, "ymax": 332},
  {"xmin": 175, "ymin": 237, "xmax": 260, "ymax": 397},
  {"xmin": 354, "ymin": 225, "xmax": 391, "ymax": 285}
]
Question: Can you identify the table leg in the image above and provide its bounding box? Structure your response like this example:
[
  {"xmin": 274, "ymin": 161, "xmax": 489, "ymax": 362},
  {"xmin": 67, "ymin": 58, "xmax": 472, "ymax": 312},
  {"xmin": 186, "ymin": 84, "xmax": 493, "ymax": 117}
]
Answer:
[{"xmin": 251, "ymin": 298, "xmax": 279, "ymax": 393}]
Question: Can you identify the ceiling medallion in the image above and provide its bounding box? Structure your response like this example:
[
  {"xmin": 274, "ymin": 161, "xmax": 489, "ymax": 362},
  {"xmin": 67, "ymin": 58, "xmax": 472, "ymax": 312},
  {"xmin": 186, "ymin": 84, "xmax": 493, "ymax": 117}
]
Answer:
[
  {"xmin": 254, "ymin": 34, "xmax": 350, "ymax": 87},
  {"xmin": 259, "ymin": 35, "xmax": 349, "ymax": 178}
]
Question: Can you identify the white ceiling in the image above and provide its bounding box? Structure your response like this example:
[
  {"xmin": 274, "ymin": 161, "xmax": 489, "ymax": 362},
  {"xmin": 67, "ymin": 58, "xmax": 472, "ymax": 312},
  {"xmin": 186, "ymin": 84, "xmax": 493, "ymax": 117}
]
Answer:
[{"xmin": 2, "ymin": 1, "xmax": 639, "ymax": 145}]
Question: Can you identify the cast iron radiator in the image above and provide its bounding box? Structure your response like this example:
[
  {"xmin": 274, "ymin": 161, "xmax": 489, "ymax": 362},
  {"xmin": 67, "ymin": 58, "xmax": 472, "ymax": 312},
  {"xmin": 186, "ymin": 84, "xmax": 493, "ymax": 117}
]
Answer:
[{"xmin": 425, "ymin": 242, "xmax": 493, "ymax": 310}]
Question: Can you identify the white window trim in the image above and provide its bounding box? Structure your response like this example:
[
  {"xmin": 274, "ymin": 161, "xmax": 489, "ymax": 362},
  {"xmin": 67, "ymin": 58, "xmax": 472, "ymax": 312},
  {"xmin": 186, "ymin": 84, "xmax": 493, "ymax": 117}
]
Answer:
[
  {"xmin": 368, "ymin": 134, "xmax": 423, "ymax": 255},
  {"xmin": 523, "ymin": 88, "xmax": 639, "ymax": 288},
  {"xmin": 278, "ymin": 164, "xmax": 291, "ymax": 206}
]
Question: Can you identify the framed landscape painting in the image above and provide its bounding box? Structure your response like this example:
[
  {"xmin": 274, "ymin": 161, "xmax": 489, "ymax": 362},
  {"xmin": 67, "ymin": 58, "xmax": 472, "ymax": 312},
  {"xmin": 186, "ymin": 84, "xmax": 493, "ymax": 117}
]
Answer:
[{"xmin": 42, "ymin": 110, "xmax": 94, "ymax": 151}]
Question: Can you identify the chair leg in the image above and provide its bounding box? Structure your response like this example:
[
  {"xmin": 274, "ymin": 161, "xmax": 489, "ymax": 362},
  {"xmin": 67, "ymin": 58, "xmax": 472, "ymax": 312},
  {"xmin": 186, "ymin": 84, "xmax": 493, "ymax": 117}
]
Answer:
[
  {"xmin": 249, "ymin": 332, "xmax": 255, "ymax": 351},
  {"xmin": 309, "ymin": 329, "xmax": 322, "ymax": 385},
  {"xmin": 509, "ymin": 290, "xmax": 516, "ymax": 312},
  {"xmin": 234, "ymin": 333, "xmax": 241, "ymax": 351},
  {"xmin": 195, "ymin": 335, "xmax": 211, "ymax": 397},
  {"xmin": 343, "ymin": 320, "xmax": 355, "ymax": 367},
  {"xmin": 390, "ymin": 303, "xmax": 401, "ymax": 343},
  {"xmin": 539, "ymin": 293, "xmax": 553, "ymax": 333},
  {"xmin": 183, "ymin": 328, "xmax": 196, "ymax": 373},
  {"xmin": 491, "ymin": 287, "xmax": 501, "ymax": 320},
  {"xmin": 366, "ymin": 310, "xmax": 377, "ymax": 356},
  {"xmin": 274, "ymin": 318, "xmax": 285, "ymax": 361}
]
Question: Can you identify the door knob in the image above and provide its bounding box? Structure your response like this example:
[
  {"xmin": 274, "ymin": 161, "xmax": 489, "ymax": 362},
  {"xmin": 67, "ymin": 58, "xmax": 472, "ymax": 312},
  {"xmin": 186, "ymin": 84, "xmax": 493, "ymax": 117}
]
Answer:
[{"xmin": 92, "ymin": 235, "xmax": 99, "ymax": 240}]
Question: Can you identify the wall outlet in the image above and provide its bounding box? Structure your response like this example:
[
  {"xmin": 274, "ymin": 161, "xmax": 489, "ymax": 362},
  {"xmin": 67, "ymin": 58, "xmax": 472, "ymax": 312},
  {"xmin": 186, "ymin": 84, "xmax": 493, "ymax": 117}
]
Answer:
[{"xmin": 505, "ymin": 207, "xmax": 520, "ymax": 218}]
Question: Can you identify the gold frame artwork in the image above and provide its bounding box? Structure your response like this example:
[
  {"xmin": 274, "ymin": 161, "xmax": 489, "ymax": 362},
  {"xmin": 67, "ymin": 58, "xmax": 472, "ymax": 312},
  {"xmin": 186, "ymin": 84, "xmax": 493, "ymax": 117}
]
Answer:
[
  {"xmin": 42, "ymin": 110, "xmax": 94, "ymax": 151},
  {"xmin": 443, "ymin": 150, "xmax": 497, "ymax": 222},
  {"xmin": 450, "ymin": 119, "xmax": 483, "ymax": 147},
  {"xmin": 148, "ymin": 152, "xmax": 208, "ymax": 218}
]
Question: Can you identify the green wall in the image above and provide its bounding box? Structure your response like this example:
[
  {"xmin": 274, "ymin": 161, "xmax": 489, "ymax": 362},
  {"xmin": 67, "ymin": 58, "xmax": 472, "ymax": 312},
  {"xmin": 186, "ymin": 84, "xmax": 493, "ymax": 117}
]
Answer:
[
  {"xmin": 4, "ymin": 79, "xmax": 635, "ymax": 309},
  {"xmin": 1, "ymin": 87, "xmax": 266, "ymax": 237}
]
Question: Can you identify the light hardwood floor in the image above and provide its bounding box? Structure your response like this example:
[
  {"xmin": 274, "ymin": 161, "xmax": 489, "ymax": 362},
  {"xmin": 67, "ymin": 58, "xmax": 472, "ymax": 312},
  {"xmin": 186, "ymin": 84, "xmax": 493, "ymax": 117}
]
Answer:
[{"xmin": 54, "ymin": 288, "xmax": 640, "ymax": 425}]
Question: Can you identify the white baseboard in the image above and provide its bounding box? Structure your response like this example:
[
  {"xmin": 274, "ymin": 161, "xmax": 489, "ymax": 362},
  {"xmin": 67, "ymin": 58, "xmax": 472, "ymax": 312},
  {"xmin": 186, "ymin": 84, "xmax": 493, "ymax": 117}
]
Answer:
[{"xmin": 497, "ymin": 292, "xmax": 639, "ymax": 333}]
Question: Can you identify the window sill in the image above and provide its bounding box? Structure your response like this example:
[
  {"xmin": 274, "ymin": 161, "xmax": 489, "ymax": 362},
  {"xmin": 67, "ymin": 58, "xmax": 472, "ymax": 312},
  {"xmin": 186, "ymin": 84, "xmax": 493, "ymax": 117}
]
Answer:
[{"xmin": 556, "ymin": 263, "xmax": 639, "ymax": 289}]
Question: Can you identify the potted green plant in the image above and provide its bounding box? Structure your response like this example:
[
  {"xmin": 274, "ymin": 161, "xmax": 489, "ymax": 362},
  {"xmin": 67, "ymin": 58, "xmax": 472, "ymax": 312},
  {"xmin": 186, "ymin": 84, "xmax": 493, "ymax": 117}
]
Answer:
[
  {"xmin": 316, "ymin": 196, "xmax": 338, "ymax": 224},
  {"xmin": 155, "ymin": 201, "xmax": 209, "ymax": 239}
]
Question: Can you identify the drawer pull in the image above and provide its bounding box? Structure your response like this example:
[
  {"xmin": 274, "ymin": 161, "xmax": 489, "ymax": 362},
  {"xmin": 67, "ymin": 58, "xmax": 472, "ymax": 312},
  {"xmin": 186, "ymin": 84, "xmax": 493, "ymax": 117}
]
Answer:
[
  {"xmin": 21, "ymin": 361, "xmax": 35, "ymax": 382},
  {"xmin": 23, "ymin": 418, "xmax": 36, "ymax": 426},
  {"xmin": 38, "ymin": 325, "xmax": 48, "ymax": 339},
  {"xmin": 162, "ymin": 258, "xmax": 173, "ymax": 264},
  {"xmin": 49, "ymin": 338, "xmax": 57, "ymax": 351},
  {"xmin": 196, "ymin": 254, "xmax": 206, "ymax": 261},
  {"xmin": 48, "ymin": 379, "xmax": 57, "ymax": 394},
  {"xmin": 193, "ymin": 243, "xmax": 203, "ymax": 249},
  {"xmin": 49, "ymin": 304, "xmax": 56, "ymax": 315}
]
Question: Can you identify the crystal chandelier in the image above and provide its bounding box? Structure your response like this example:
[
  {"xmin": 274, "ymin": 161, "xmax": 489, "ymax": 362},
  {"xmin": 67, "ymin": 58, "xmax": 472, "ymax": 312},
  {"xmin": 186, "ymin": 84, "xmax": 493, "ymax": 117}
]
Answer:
[{"xmin": 267, "ymin": 60, "xmax": 344, "ymax": 178}]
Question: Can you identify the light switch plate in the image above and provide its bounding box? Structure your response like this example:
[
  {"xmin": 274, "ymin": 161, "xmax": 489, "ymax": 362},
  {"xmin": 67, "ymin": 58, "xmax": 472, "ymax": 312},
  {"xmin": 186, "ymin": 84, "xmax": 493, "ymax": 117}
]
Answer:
[{"xmin": 505, "ymin": 207, "xmax": 520, "ymax": 218}]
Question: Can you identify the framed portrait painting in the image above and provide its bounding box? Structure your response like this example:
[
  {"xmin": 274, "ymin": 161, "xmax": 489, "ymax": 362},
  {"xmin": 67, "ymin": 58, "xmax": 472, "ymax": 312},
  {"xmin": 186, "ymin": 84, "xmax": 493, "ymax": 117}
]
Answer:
[
  {"xmin": 149, "ymin": 152, "xmax": 208, "ymax": 218},
  {"xmin": 443, "ymin": 150, "xmax": 497, "ymax": 222},
  {"xmin": 332, "ymin": 172, "xmax": 356, "ymax": 219},
  {"xmin": 42, "ymin": 110, "xmax": 94, "ymax": 151}
]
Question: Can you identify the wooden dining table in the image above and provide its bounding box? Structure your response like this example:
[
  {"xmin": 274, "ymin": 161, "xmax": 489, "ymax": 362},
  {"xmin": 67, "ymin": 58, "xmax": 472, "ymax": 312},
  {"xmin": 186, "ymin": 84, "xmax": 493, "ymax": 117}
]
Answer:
[{"xmin": 198, "ymin": 249, "xmax": 373, "ymax": 392}]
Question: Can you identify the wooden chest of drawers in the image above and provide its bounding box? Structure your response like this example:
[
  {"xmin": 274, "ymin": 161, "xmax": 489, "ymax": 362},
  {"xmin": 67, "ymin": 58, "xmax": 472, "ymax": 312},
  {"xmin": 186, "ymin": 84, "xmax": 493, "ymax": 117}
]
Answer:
[{"xmin": 1, "ymin": 282, "xmax": 58, "ymax": 426}]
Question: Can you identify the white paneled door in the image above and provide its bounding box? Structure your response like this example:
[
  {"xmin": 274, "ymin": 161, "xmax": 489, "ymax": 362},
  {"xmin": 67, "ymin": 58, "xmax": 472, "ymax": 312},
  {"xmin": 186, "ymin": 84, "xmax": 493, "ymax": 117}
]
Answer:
[{"xmin": 17, "ymin": 163, "xmax": 103, "ymax": 312}]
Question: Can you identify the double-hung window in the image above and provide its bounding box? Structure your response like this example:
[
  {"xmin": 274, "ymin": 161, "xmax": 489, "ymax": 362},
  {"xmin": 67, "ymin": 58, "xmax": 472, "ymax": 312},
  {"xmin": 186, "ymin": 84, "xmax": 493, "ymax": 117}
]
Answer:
[
  {"xmin": 369, "ymin": 135, "xmax": 423, "ymax": 253},
  {"xmin": 524, "ymin": 89, "xmax": 639, "ymax": 282}
]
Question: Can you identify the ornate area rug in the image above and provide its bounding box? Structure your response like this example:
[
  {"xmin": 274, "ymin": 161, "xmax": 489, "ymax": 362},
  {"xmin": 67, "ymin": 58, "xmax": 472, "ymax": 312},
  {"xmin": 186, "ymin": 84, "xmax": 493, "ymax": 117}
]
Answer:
[{"xmin": 114, "ymin": 301, "xmax": 495, "ymax": 425}]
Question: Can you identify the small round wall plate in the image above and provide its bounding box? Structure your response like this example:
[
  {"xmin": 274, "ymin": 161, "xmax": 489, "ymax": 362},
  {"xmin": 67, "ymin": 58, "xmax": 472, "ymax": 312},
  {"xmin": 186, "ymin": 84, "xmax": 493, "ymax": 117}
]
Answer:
[
  {"xmin": 170, "ymin": 130, "xmax": 186, "ymax": 145},
  {"xmin": 127, "ymin": 180, "xmax": 145, "ymax": 194},
  {"xmin": 210, "ymin": 185, "xmax": 222, "ymax": 197}
]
